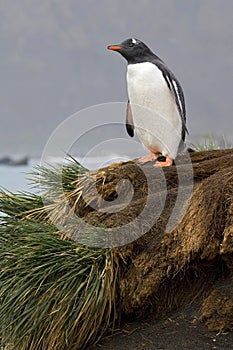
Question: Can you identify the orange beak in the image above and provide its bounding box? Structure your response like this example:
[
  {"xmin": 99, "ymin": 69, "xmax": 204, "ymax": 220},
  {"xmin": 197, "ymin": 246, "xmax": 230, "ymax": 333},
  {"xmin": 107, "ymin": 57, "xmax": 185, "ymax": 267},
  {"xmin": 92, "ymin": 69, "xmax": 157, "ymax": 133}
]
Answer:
[{"xmin": 107, "ymin": 45, "xmax": 122, "ymax": 51}]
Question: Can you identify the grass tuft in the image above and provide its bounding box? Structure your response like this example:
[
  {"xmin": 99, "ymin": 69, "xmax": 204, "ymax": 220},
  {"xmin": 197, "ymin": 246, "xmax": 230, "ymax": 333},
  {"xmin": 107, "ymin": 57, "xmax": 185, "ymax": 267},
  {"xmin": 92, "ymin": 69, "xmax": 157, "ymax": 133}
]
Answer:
[
  {"xmin": 190, "ymin": 134, "xmax": 231, "ymax": 151},
  {"xmin": 29, "ymin": 156, "xmax": 88, "ymax": 192},
  {"xmin": 0, "ymin": 219, "xmax": 118, "ymax": 349},
  {"xmin": 0, "ymin": 157, "xmax": 119, "ymax": 350}
]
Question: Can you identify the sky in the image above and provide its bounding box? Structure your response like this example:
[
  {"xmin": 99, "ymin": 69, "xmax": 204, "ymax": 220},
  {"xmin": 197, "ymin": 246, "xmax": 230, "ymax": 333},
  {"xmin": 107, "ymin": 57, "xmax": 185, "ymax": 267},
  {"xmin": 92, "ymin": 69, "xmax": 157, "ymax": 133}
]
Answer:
[{"xmin": 0, "ymin": 0, "xmax": 232, "ymax": 157}]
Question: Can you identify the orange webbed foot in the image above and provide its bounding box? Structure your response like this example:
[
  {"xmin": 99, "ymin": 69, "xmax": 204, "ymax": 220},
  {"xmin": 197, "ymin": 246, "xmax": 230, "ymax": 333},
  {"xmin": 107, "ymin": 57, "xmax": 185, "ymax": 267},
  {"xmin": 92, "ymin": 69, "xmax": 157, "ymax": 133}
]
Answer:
[{"xmin": 154, "ymin": 155, "xmax": 173, "ymax": 167}]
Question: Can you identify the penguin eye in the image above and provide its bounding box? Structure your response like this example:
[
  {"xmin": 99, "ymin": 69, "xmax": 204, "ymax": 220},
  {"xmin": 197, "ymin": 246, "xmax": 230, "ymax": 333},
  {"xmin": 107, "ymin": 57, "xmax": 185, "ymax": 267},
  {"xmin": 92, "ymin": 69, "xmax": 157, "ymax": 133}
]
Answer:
[{"xmin": 129, "ymin": 38, "xmax": 137, "ymax": 47}]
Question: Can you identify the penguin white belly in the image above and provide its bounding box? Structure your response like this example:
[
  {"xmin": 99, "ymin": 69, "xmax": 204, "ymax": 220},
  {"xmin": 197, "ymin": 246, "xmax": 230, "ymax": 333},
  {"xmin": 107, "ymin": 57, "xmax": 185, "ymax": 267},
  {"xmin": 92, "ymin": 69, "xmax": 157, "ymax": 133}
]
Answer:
[{"xmin": 127, "ymin": 62, "xmax": 182, "ymax": 159}]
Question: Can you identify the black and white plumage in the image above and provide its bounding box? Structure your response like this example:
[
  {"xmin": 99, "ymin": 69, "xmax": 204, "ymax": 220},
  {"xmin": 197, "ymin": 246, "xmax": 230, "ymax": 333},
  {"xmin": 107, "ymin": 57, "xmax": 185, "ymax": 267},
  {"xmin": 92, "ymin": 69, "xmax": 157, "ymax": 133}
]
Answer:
[{"xmin": 108, "ymin": 38, "xmax": 188, "ymax": 166}]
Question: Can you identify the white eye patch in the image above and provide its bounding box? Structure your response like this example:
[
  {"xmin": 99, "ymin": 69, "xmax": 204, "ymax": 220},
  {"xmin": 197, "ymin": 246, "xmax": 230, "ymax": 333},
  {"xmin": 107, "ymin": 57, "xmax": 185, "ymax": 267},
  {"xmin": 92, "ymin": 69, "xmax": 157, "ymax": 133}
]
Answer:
[{"xmin": 131, "ymin": 38, "xmax": 137, "ymax": 45}]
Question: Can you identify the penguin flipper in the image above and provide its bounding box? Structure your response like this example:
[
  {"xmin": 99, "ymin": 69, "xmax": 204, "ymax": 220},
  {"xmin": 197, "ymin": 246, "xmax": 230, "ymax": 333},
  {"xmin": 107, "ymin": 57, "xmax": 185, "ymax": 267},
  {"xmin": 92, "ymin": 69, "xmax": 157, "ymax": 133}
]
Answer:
[
  {"xmin": 126, "ymin": 100, "xmax": 134, "ymax": 137},
  {"xmin": 160, "ymin": 66, "xmax": 188, "ymax": 141}
]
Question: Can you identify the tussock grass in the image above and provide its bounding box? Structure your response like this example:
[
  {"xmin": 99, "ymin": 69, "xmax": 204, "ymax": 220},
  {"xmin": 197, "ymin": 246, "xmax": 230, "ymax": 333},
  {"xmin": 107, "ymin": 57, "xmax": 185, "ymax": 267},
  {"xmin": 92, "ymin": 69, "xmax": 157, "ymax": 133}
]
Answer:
[
  {"xmin": 0, "ymin": 193, "xmax": 42, "ymax": 221},
  {"xmin": 30, "ymin": 156, "xmax": 88, "ymax": 192},
  {"xmin": 0, "ymin": 158, "xmax": 119, "ymax": 350}
]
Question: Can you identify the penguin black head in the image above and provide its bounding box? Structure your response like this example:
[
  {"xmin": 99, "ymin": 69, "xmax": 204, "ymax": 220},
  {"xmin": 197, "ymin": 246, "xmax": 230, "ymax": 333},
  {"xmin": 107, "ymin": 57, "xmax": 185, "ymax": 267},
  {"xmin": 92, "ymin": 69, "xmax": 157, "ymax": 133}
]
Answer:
[{"xmin": 107, "ymin": 38, "xmax": 154, "ymax": 64}]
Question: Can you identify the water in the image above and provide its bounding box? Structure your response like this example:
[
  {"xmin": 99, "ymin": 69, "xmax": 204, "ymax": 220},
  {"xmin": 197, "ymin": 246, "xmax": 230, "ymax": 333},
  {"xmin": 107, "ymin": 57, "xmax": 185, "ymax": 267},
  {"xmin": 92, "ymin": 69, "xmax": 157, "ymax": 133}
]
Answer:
[{"xmin": 0, "ymin": 164, "xmax": 31, "ymax": 193}]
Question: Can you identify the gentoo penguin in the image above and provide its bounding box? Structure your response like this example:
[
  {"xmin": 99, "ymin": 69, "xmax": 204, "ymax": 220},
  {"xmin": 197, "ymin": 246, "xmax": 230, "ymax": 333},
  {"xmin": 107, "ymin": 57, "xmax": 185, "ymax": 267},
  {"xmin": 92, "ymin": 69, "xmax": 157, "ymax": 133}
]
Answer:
[{"xmin": 107, "ymin": 38, "xmax": 188, "ymax": 167}]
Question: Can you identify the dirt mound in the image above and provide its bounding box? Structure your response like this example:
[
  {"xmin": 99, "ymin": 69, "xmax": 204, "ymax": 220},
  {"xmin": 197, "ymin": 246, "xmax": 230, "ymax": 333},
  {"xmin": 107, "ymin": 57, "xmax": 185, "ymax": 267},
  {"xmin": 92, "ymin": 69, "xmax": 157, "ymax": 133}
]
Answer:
[
  {"xmin": 72, "ymin": 150, "xmax": 233, "ymax": 322},
  {"xmin": 118, "ymin": 165, "xmax": 233, "ymax": 315},
  {"xmin": 62, "ymin": 149, "xmax": 233, "ymax": 329}
]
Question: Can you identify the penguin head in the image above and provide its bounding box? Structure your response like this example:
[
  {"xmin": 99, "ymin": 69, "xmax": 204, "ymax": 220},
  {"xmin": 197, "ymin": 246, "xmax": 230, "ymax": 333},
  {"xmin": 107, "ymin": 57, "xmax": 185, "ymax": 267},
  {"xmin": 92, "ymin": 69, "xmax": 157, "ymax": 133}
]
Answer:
[{"xmin": 107, "ymin": 38, "xmax": 153, "ymax": 63}]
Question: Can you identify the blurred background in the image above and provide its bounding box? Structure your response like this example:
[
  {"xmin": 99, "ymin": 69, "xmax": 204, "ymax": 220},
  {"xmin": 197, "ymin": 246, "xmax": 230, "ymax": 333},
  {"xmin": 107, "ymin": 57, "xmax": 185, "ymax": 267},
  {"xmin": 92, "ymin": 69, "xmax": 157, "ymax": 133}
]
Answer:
[{"xmin": 0, "ymin": 0, "xmax": 232, "ymax": 191}]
